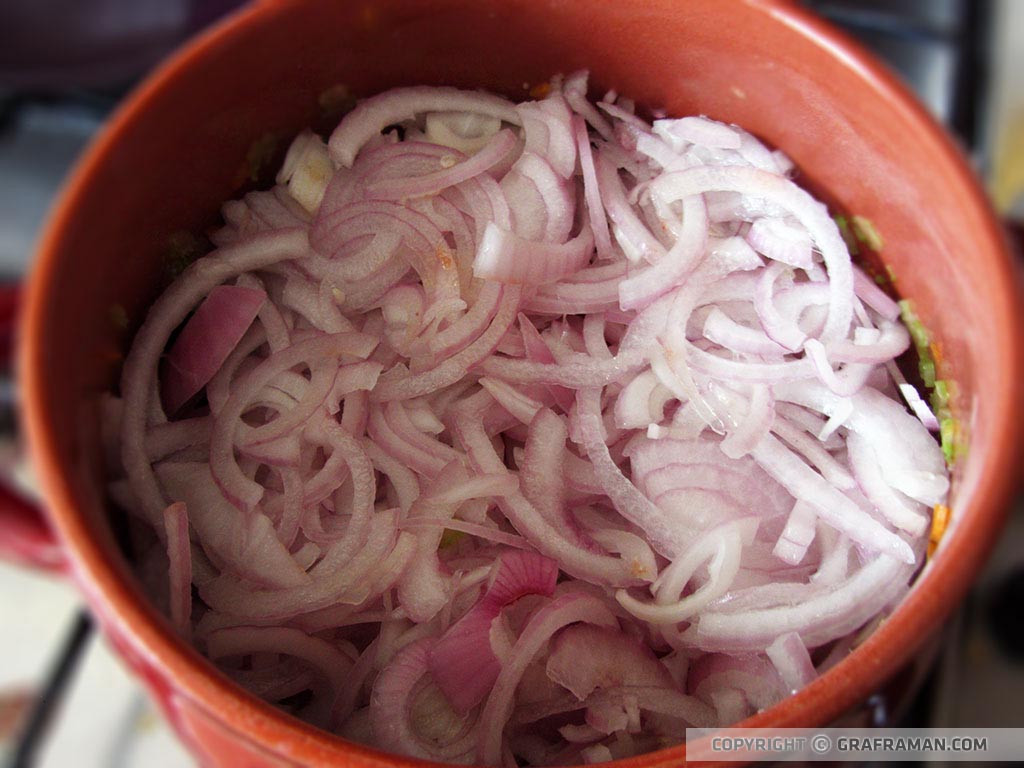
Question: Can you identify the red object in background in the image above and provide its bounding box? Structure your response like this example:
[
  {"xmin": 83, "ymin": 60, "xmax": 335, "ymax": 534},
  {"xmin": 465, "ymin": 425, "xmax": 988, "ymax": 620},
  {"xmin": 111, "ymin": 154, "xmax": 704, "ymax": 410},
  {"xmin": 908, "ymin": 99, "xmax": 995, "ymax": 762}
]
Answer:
[
  {"xmin": 0, "ymin": 484, "xmax": 65, "ymax": 572},
  {"xmin": 0, "ymin": 283, "xmax": 66, "ymax": 572},
  {"xmin": 6, "ymin": 1, "xmax": 1024, "ymax": 767},
  {"xmin": 0, "ymin": 285, "xmax": 19, "ymax": 367}
]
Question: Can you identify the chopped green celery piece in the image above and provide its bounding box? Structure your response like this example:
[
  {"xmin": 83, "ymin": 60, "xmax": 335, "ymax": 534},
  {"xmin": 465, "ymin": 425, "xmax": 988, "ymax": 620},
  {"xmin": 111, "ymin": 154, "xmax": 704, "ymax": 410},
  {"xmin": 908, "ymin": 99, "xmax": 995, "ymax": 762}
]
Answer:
[
  {"xmin": 164, "ymin": 230, "xmax": 202, "ymax": 278},
  {"xmin": 919, "ymin": 358, "xmax": 936, "ymax": 388},
  {"xmin": 909, "ymin": 323, "xmax": 931, "ymax": 352},
  {"xmin": 246, "ymin": 132, "xmax": 278, "ymax": 182},
  {"xmin": 439, "ymin": 529, "xmax": 464, "ymax": 549},
  {"xmin": 108, "ymin": 304, "xmax": 128, "ymax": 331},
  {"xmin": 318, "ymin": 84, "xmax": 356, "ymax": 119},
  {"xmin": 898, "ymin": 301, "xmax": 961, "ymax": 463},
  {"xmin": 931, "ymin": 380, "xmax": 950, "ymax": 413},
  {"xmin": 834, "ymin": 215, "xmax": 860, "ymax": 255},
  {"xmin": 940, "ymin": 418, "xmax": 957, "ymax": 464},
  {"xmin": 851, "ymin": 215, "xmax": 884, "ymax": 251},
  {"xmin": 898, "ymin": 299, "xmax": 932, "ymax": 351}
]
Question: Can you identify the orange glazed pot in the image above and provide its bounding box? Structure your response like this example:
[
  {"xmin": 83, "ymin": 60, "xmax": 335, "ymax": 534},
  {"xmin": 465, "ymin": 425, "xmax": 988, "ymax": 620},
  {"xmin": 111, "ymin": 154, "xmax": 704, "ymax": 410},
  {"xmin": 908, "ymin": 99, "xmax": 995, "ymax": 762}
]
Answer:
[{"xmin": 14, "ymin": 0, "xmax": 1024, "ymax": 766}]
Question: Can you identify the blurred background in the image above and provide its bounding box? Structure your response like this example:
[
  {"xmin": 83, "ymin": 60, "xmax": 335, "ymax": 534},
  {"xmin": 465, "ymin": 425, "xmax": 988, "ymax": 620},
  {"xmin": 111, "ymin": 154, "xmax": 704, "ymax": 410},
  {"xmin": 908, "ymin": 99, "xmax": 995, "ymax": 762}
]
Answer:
[{"xmin": 0, "ymin": 1, "xmax": 1021, "ymax": 766}]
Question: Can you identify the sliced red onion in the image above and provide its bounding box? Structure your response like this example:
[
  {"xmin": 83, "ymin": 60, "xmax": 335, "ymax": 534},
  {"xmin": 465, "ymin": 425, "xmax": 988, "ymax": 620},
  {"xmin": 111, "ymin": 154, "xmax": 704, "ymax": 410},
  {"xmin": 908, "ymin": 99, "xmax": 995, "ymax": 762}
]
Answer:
[
  {"xmin": 398, "ymin": 467, "xmax": 519, "ymax": 623},
  {"xmin": 162, "ymin": 285, "xmax": 266, "ymax": 415},
  {"xmin": 113, "ymin": 78, "xmax": 948, "ymax": 764},
  {"xmin": 208, "ymin": 625, "xmax": 355, "ymax": 726},
  {"xmin": 828, "ymin": 320, "xmax": 910, "ymax": 364},
  {"xmin": 370, "ymin": 638, "xmax": 478, "ymax": 762},
  {"xmin": 559, "ymin": 723, "xmax": 604, "ymax": 744},
  {"xmin": 753, "ymin": 262, "xmax": 807, "ymax": 352},
  {"xmin": 237, "ymin": 363, "xmax": 338, "ymax": 449},
  {"xmin": 651, "ymin": 165, "xmax": 854, "ymax": 344},
  {"xmin": 387, "ymin": 401, "xmax": 461, "ymax": 463},
  {"xmin": 636, "ymin": 131, "xmax": 690, "ymax": 171},
  {"xmin": 597, "ymin": 100, "xmax": 650, "ymax": 133},
  {"xmin": 853, "ymin": 266, "xmax": 901, "ymax": 321},
  {"xmin": 371, "ymin": 287, "xmax": 520, "ymax": 401},
  {"xmin": 311, "ymin": 205, "xmax": 432, "ymax": 282},
  {"xmin": 200, "ymin": 487, "xmax": 390, "ymax": 618},
  {"xmin": 162, "ymin": 501, "xmax": 192, "ymax": 638},
  {"xmin": 585, "ymin": 528, "xmax": 658, "ymax": 583},
  {"xmin": 613, "ymin": 369, "xmax": 673, "ymax": 430},
  {"xmin": 654, "ymin": 117, "xmax": 742, "ymax": 150},
  {"xmin": 804, "ymin": 339, "xmax": 874, "ymax": 396},
  {"xmin": 751, "ymin": 434, "xmax": 914, "ymax": 564},
  {"xmin": 575, "ymin": 115, "xmax": 614, "ymax": 262},
  {"xmin": 366, "ymin": 405, "xmax": 447, "ymax": 478},
  {"xmin": 719, "ymin": 385, "xmax": 775, "ymax": 460},
  {"xmin": 772, "ymin": 500, "xmax": 818, "ymax": 565},
  {"xmin": 518, "ymin": 315, "xmax": 576, "ymax": 411},
  {"xmin": 445, "ymin": 174, "xmax": 513, "ymax": 234},
  {"xmin": 244, "ymin": 189, "xmax": 310, "ymax": 230},
  {"xmin": 401, "ymin": 517, "xmax": 531, "ymax": 550},
  {"xmin": 156, "ymin": 462, "xmax": 308, "ymax": 589},
  {"xmin": 775, "ymin": 382, "xmax": 948, "ymax": 505},
  {"xmin": 746, "ymin": 216, "xmax": 814, "ymax": 270},
  {"xmin": 770, "ymin": 417, "xmax": 855, "ymax": 490},
  {"xmin": 402, "ymin": 398, "xmax": 446, "ymax": 434},
  {"xmin": 278, "ymin": 130, "xmax": 334, "ymax": 213},
  {"xmin": 846, "ymin": 432, "xmax": 929, "ymax": 536},
  {"xmin": 900, "ymin": 383, "xmax": 941, "ymax": 432},
  {"xmin": 517, "ymin": 94, "xmax": 577, "ymax": 179},
  {"xmin": 428, "ymin": 550, "xmax": 558, "ymax": 714},
  {"xmin": 501, "ymin": 153, "xmax": 575, "ymax": 243},
  {"xmin": 425, "ymin": 111, "xmax": 503, "ymax": 154},
  {"xmin": 617, "ymin": 519, "xmax": 755, "ymax": 624},
  {"xmin": 329, "ymin": 86, "xmax": 520, "ymax": 168},
  {"xmin": 426, "ymin": 281, "xmax": 502, "ymax": 362},
  {"xmin": 595, "ymin": 152, "xmax": 667, "ymax": 264},
  {"xmin": 233, "ymin": 659, "xmax": 317, "ymax": 705},
  {"xmin": 477, "ymin": 590, "xmax": 619, "ymax": 764},
  {"xmin": 524, "ymin": 278, "xmax": 621, "ymax": 314},
  {"xmin": 709, "ymin": 235, "xmax": 762, "ymax": 272},
  {"xmin": 703, "ymin": 307, "xmax": 789, "ymax": 358},
  {"xmin": 519, "ymin": 408, "xmax": 589, "ymax": 537},
  {"xmin": 669, "ymin": 336, "xmax": 816, "ymax": 384},
  {"xmin": 472, "ymin": 221, "xmax": 594, "ymax": 285},
  {"xmin": 576, "ymin": 388, "xmax": 684, "ymax": 558},
  {"xmin": 587, "ymin": 685, "xmax": 715, "ymax": 730},
  {"xmin": 480, "ymin": 377, "xmax": 543, "ymax": 426},
  {"xmin": 619, "ymin": 195, "xmax": 708, "ymax": 311},
  {"xmin": 457, "ymin": 411, "xmax": 643, "ymax": 586},
  {"xmin": 366, "ymin": 129, "xmax": 518, "ymax": 200},
  {"xmin": 209, "ymin": 333, "xmax": 375, "ymax": 512},
  {"xmin": 562, "ymin": 71, "xmax": 614, "ymax": 142},
  {"xmin": 144, "ymin": 417, "xmax": 211, "ymax": 462},
  {"xmin": 687, "ymin": 654, "xmax": 785, "ymax": 715},
  {"xmin": 546, "ymin": 624, "xmax": 676, "ymax": 699},
  {"xmin": 364, "ymin": 440, "xmax": 421, "ymax": 514},
  {"xmin": 692, "ymin": 554, "xmax": 912, "ymax": 652},
  {"xmin": 766, "ymin": 632, "xmax": 817, "ymax": 693}
]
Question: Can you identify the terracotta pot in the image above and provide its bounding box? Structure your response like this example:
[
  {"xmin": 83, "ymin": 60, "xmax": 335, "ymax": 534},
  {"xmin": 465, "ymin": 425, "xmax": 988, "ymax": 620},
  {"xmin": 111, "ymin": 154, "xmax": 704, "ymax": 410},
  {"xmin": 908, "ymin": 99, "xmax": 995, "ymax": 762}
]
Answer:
[{"xmin": 11, "ymin": 0, "xmax": 1023, "ymax": 765}]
